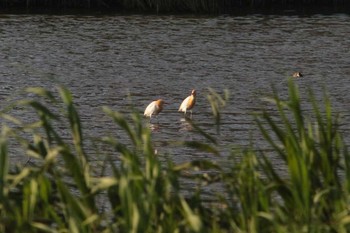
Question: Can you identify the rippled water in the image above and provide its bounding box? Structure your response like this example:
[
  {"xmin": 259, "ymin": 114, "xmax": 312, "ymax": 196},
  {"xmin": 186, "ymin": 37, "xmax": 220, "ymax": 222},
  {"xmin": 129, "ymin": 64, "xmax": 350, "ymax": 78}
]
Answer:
[{"xmin": 1, "ymin": 13, "xmax": 350, "ymax": 165}]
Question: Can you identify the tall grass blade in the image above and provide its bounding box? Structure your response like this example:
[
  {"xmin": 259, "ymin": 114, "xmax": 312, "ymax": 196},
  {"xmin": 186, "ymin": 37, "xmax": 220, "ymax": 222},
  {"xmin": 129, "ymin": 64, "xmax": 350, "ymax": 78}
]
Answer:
[
  {"xmin": 183, "ymin": 141, "xmax": 219, "ymax": 156},
  {"xmin": 207, "ymin": 88, "xmax": 229, "ymax": 134},
  {"xmin": 180, "ymin": 197, "xmax": 202, "ymax": 232},
  {"xmin": 0, "ymin": 133, "xmax": 8, "ymax": 201}
]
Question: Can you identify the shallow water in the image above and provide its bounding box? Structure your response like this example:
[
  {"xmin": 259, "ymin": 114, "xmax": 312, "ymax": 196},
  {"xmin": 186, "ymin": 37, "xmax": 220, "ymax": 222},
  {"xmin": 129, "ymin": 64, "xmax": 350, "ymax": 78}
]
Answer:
[{"xmin": 1, "ymin": 13, "xmax": 350, "ymax": 166}]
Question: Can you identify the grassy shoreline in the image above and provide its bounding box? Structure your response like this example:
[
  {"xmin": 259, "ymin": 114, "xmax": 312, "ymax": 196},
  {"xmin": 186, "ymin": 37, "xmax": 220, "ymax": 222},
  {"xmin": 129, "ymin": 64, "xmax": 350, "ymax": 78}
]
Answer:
[{"xmin": 1, "ymin": 0, "xmax": 350, "ymax": 14}]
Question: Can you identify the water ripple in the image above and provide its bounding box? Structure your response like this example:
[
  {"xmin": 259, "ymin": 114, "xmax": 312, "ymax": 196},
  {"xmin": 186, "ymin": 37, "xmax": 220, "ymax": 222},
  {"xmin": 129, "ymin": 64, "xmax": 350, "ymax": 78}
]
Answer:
[{"xmin": 1, "ymin": 13, "xmax": 350, "ymax": 162}]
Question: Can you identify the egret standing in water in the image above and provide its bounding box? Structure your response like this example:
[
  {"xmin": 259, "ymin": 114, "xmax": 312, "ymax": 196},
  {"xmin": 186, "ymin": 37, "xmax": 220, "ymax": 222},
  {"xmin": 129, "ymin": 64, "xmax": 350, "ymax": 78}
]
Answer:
[
  {"xmin": 178, "ymin": 89, "xmax": 196, "ymax": 118},
  {"xmin": 144, "ymin": 99, "xmax": 164, "ymax": 123}
]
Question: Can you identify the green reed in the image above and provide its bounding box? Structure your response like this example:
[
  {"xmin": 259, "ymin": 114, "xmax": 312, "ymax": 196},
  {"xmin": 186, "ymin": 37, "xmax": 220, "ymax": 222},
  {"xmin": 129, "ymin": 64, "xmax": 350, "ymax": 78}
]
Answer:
[
  {"xmin": 253, "ymin": 80, "xmax": 350, "ymax": 232},
  {"xmin": 0, "ymin": 80, "xmax": 350, "ymax": 232}
]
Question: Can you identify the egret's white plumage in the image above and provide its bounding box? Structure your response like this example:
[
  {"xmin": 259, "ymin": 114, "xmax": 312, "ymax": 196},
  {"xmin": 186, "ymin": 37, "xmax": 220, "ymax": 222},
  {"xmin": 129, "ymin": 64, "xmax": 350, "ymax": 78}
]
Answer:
[
  {"xmin": 178, "ymin": 90, "xmax": 196, "ymax": 117},
  {"xmin": 144, "ymin": 99, "xmax": 164, "ymax": 122}
]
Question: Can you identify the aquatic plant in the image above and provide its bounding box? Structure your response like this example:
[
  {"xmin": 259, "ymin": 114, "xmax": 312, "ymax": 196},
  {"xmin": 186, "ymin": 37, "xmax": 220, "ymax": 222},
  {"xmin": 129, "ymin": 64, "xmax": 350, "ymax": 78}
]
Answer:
[{"xmin": 0, "ymin": 80, "xmax": 349, "ymax": 232}]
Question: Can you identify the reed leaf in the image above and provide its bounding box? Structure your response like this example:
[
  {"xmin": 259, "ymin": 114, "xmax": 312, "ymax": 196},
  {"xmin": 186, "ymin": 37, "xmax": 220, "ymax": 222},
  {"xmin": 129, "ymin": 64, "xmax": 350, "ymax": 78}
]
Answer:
[
  {"xmin": 207, "ymin": 88, "xmax": 229, "ymax": 134},
  {"xmin": 180, "ymin": 197, "xmax": 202, "ymax": 232},
  {"xmin": 0, "ymin": 134, "xmax": 8, "ymax": 201},
  {"xmin": 173, "ymin": 159, "xmax": 220, "ymax": 171},
  {"xmin": 103, "ymin": 106, "xmax": 139, "ymax": 146},
  {"xmin": 90, "ymin": 177, "xmax": 118, "ymax": 194},
  {"xmin": 187, "ymin": 118, "xmax": 218, "ymax": 145},
  {"xmin": 25, "ymin": 87, "xmax": 57, "ymax": 102},
  {"xmin": 58, "ymin": 86, "xmax": 84, "ymax": 154},
  {"xmin": 183, "ymin": 141, "xmax": 220, "ymax": 156},
  {"xmin": 55, "ymin": 178, "xmax": 93, "ymax": 232}
]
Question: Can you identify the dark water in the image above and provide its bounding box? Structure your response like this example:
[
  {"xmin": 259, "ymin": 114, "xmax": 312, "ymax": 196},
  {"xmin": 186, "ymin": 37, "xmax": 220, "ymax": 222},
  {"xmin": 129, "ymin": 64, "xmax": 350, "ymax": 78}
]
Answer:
[{"xmin": 1, "ymin": 13, "xmax": 350, "ymax": 166}]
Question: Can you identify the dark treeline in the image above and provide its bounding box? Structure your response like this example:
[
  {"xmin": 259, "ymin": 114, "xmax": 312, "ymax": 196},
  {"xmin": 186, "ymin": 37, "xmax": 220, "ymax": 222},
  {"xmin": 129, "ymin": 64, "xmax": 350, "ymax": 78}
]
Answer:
[{"xmin": 1, "ymin": 0, "xmax": 350, "ymax": 14}]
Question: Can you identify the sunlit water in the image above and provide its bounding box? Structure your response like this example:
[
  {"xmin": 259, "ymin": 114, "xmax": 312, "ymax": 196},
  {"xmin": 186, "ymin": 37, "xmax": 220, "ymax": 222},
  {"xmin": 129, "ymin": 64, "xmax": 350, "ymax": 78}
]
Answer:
[{"xmin": 1, "ymin": 13, "xmax": 350, "ymax": 170}]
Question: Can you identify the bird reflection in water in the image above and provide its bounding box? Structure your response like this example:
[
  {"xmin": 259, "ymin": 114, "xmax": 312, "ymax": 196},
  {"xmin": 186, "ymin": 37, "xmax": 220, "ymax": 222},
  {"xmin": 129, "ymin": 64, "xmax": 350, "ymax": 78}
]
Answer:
[
  {"xmin": 147, "ymin": 122, "xmax": 161, "ymax": 132},
  {"xmin": 179, "ymin": 117, "xmax": 193, "ymax": 132}
]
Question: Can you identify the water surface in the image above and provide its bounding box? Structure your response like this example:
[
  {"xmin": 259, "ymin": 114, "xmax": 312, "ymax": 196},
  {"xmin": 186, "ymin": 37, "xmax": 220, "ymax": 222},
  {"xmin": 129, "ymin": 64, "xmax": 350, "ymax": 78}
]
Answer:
[{"xmin": 1, "ymin": 13, "xmax": 350, "ymax": 166}]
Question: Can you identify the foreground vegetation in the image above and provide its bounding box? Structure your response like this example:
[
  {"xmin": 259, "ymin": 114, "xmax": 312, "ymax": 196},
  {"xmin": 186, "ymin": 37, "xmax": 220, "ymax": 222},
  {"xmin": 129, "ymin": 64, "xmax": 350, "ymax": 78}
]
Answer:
[
  {"xmin": 1, "ymin": 0, "xmax": 349, "ymax": 13},
  {"xmin": 1, "ymin": 80, "xmax": 350, "ymax": 232}
]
